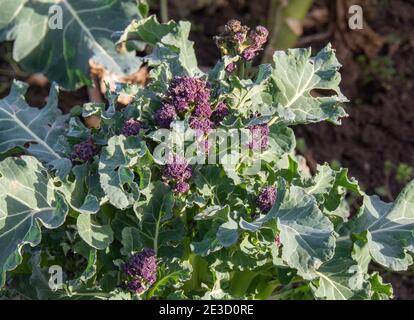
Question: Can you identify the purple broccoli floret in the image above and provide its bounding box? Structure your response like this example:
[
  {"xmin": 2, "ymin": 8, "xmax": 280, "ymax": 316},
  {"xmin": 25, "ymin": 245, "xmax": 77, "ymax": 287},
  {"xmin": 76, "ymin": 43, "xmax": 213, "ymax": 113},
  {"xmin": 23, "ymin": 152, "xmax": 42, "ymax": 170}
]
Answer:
[
  {"xmin": 71, "ymin": 139, "xmax": 98, "ymax": 163},
  {"xmin": 122, "ymin": 248, "xmax": 157, "ymax": 294},
  {"xmin": 189, "ymin": 116, "xmax": 213, "ymax": 134},
  {"xmin": 162, "ymin": 154, "xmax": 192, "ymax": 194},
  {"xmin": 163, "ymin": 154, "xmax": 192, "ymax": 182},
  {"xmin": 173, "ymin": 181, "xmax": 190, "ymax": 194},
  {"xmin": 241, "ymin": 48, "xmax": 257, "ymax": 61},
  {"xmin": 155, "ymin": 103, "xmax": 177, "ymax": 129},
  {"xmin": 192, "ymin": 101, "xmax": 213, "ymax": 118},
  {"xmin": 226, "ymin": 62, "xmax": 237, "ymax": 73},
  {"xmin": 247, "ymin": 123, "xmax": 270, "ymax": 151},
  {"xmin": 167, "ymin": 76, "xmax": 211, "ymax": 114},
  {"xmin": 256, "ymin": 186, "xmax": 277, "ymax": 214},
  {"xmin": 211, "ymin": 101, "xmax": 229, "ymax": 126},
  {"xmin": 122, "ymin": 118, "xmax": 143, "ymax": 136}
]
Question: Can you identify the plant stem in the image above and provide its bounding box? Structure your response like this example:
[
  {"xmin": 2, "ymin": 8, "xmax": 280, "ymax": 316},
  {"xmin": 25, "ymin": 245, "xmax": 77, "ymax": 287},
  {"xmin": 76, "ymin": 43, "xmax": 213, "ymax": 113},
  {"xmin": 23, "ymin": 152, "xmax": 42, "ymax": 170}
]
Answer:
[
  {"xmin": 160, "ymin": 0, "xmax": 169, "ymax": 23},
  {"xmin": 262, "ymin": 0, "xmax": 314, "ymax": 63},
  {"xmin": 238, "ymin": 60, "xmax": 246, "ymax": 79}
]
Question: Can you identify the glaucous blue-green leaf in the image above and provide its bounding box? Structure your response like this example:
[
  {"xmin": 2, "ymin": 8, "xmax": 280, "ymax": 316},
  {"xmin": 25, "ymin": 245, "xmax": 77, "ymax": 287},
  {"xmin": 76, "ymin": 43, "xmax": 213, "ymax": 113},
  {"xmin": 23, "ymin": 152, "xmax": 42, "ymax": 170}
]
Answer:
[
  {"xmin": 0, "ymin": 81, "xmax": 67, "ymax": 162},
  {"xmin": 0, "ymin": 156, "xmax": 68, "ymax": 287},
  {"xmin": 194, "ymin": 205, "xmax": 229, "ymax": 221},
  {"xmin": 193, "ymin": 165, "xmax": 234, "ymax": 204},
  {"xmin": 59, "ymin": 164, "xmax": 100, "ymax": 214},
  {"xmin": 343, "ymin": 180, "xmax": 414, "ymax": 271},
  {"xmin": 217, "ymin": 215, "xmax": 239, "ymax": 247},
  {"xmin": 118, "ymin": 15, "xmax": 200, "ymax": 76},
  {"xmin": 276, "ymin": 186, "xmax": 335, "ymax": 277},
  {"xmin": 135, "ymin": 182, "xmax": 184, "ymax": 257},
  {"xmin": 99, "ymin": 135, "xmax": 147, "ymax": 210},
  {"xmin": 0, "ymin": 0, "xmax": 144, "ymax": 89},
  {"xmin": 76, "ymin": 213, "xmax": 113, "ymax": 250},
  {"xmin": 311, "ymin": 244, "xmax": 370, "ymax": 300},
  {"xmin": 147, "ymin": 259, "xmax": 192, "ymax": 299},
  {"xmin": 227, "ymin": 64, "xmax": 272, "ymax": 117},
  {"xmin": 270, "ymin": 44, "xmax": 348, "ymax": 125},
  {"xmin": 120, "ymin": 227, "xmax": 142, "ymax": 256}
]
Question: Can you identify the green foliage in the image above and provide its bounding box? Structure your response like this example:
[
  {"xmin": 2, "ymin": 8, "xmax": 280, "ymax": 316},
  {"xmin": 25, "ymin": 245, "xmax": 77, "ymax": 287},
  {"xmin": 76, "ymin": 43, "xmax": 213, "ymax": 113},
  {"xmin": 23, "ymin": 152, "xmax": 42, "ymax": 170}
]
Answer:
[
  {"xmin": 0, "ymin": 0, "xmax": 145, "ymax": 89},
  {"xmin": 0, "ymin": 15, "xmax": 412, "ymax": 300}
]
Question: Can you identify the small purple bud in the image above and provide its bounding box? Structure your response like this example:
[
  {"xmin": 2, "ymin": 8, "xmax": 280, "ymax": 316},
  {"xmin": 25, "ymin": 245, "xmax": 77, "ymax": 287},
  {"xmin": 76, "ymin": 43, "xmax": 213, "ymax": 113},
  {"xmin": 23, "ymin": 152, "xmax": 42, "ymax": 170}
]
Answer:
[
  {"xmin": 256, "ymin": 186, "xmax": 277, "ymax": 214},
  {"xmin": 122, "ymin": 118, "xmax": 143, "ymax": 136},
  {"xmin": 173, "ymin": 181, "xmax": 190, "ymax": 194},
  {"xmin": 122, "ymin": 248, "xmax": 157, "ymax": 294},
  {"xmin": 189, "ymin": 116, "xmax": 213, "ymax": 135},
  {"xmin": 241, "ymin": 48, "xmax": 257, "ymax": 61},
  {"xmin": 226, "ymin": 62, "xmax": 237, "ymax": 73},
  {"xmin": 247, "ymin": 123, "xmax": 270, "ymax": 151},
  {"xmin": 154, "ymin": 103, "xmax": 177, "ymax": 129},
  {"xmin": 71, "ymin": 139, "xmax": 98, "ymax": 163},
  {"xmin": 211, "ymin": 102, "xmax": 229, "ymax": 126}
]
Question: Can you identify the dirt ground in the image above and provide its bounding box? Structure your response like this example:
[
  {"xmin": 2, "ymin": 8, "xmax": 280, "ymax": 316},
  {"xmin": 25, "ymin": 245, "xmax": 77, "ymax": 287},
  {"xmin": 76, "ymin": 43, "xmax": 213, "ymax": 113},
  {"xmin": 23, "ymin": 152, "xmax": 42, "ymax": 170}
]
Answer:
[{"xmin": 0, "ymin": 0, "xmax": 413, "ymax": 299}]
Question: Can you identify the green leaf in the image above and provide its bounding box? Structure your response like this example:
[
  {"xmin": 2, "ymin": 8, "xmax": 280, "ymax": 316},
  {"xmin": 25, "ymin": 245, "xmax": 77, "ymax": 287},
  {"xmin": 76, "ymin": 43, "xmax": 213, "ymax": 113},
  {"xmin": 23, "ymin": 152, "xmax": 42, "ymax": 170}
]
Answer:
[
  {"xmin": 0, "ymin": 81, "xmax": 67, "ymax": 162},
  {"xmin": 135, "ymin": 182, "xmax": 184, "ymax": 257},
  {"xmin": 311, "ymin": 244, "xmax": 370, "ymax": 300},
  {"xmin": 120, "ymin": 227, "xmax": 142, "ymax": 256},
  {"xmin": 161, "ymin": 21, "xmax": 200, "ymax": 76},
  {"xmin": 118, "ymin": 15, "xmax": 200, "ymax": 76},
  {"xmin": 194, "ymin": 205, "xmax": 229, "ymax": 221},
  {"xmin": 217, "ymin": 215, "xmax": 239, "ymax": 247},
  {"xmin": 0, "ymin": 0, "xmax": 143, "ymax": 89},
  {"xmin": 118, "ymin": 15, "xmax": 176, "ymax": 48},
  {"xmin": 270, "ymin": 44, "xmax": 348, "ymax": 125},
  {"xmin": 0, "ymin": 156, "xmax": 68, "ymax": 287},
  {"xmin": 227, "ymin": 65, "xmax": 272, "ymax": 117},
  {"xmin": 276, "ymin": 186, "xmax": 335, "ymax": 277},
  {"xmin": 369, "ymin": 272, "xmax": 393, "ymax": 300},
  {"xmin": 344, "ymin": 180, "xmax": 414, "ymax": 271},
  {"xmin": 59, "ymin": 164, "xmax": 100, "ymax": 214},
  {"xmin": 77, "ymin": 213, "xmax": 113, "ymax": 250},
  {"xmin": 99, "ymin": 135, "xmax": 147, "ymax": 210}
]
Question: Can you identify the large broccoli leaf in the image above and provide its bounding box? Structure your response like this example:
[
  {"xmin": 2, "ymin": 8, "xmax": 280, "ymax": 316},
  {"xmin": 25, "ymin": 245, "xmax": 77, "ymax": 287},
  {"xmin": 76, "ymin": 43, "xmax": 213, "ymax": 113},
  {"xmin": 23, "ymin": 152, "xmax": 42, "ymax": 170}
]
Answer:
[
  {"xmin": 0, "ymin": 80, "xmax": 67, "ymax": 162},
  {"xmin": 0, "ymin": 0, "xmax": 143, "ymax": 89},
  {"xmin": 134, "ymin": 182, "xmax": 185, "ymax": 257},
  {"xmin": 270, "ymin": 44, "xmax": 348, "ymax": 125},
  {"xmin": 343, "ymin": 180, "xmax": 414, "ymax": 271},
  {"xmin": 98, "ymin": 135, "xmax": 147, "ymax": 210},
  {"xmin": 276, "ymin": 186, "xmax": 336, "ymax": 278},
  {"xmin": 118, "ymin": 15, "xmax": 201, "ymax": 76},
  {"xmin": 0, "ymin": 156, "xmax": 68, "ymax": 287}
]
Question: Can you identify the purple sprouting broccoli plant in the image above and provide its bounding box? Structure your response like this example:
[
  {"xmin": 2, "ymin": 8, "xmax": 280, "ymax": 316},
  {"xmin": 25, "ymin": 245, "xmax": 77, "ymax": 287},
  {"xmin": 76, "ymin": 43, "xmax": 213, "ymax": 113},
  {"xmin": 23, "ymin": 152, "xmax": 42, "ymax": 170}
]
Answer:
[
  {"xmin": 71, "ymin": 139, "xmax": 99, "ymax": 163},
  {"xmin": 256, "ymin": 186, "xmax": 277, "ymax": 214},
  {"xmin": 162, "ymin": 154, "xmax": 192, "ymax": 194},
  {"xmin": 122, "ymin": 248, "xmax": 157, "ymax": 294},
  {"xmin": 122, "ymin": 118, "xmax": 143, "ymax": 136},
  {"xmin": 247, "ymin": 123, "xmax": 270, "ymax": 151}
]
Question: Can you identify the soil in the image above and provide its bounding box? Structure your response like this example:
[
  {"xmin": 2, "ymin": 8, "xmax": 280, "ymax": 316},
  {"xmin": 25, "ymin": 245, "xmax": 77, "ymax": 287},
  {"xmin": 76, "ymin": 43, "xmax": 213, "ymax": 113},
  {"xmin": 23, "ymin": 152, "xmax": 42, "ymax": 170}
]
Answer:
[{"xmin": 0, "ymin": 0, "xmax": 413, "ymax": 299}]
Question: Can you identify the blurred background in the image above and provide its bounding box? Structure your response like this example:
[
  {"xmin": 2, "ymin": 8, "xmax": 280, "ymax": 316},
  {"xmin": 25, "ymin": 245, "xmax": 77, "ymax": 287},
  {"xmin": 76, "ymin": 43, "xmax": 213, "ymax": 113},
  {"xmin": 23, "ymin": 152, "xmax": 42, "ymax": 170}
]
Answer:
[{"xmin": 0, "ymin": 0, "xmax": 413, "ymax": 298}]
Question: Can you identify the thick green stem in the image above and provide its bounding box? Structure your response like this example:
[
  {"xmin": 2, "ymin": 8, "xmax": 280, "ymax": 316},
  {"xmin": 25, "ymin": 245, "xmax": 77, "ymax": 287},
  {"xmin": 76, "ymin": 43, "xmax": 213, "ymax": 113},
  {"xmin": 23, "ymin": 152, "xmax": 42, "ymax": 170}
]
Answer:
[
  {"xmin": 263, "ymin": 0, "xmax": 314, "ymax": 63},
  {"xmin": 160, "ymin": 0, "xmax": 169, "ymax": 23}
]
